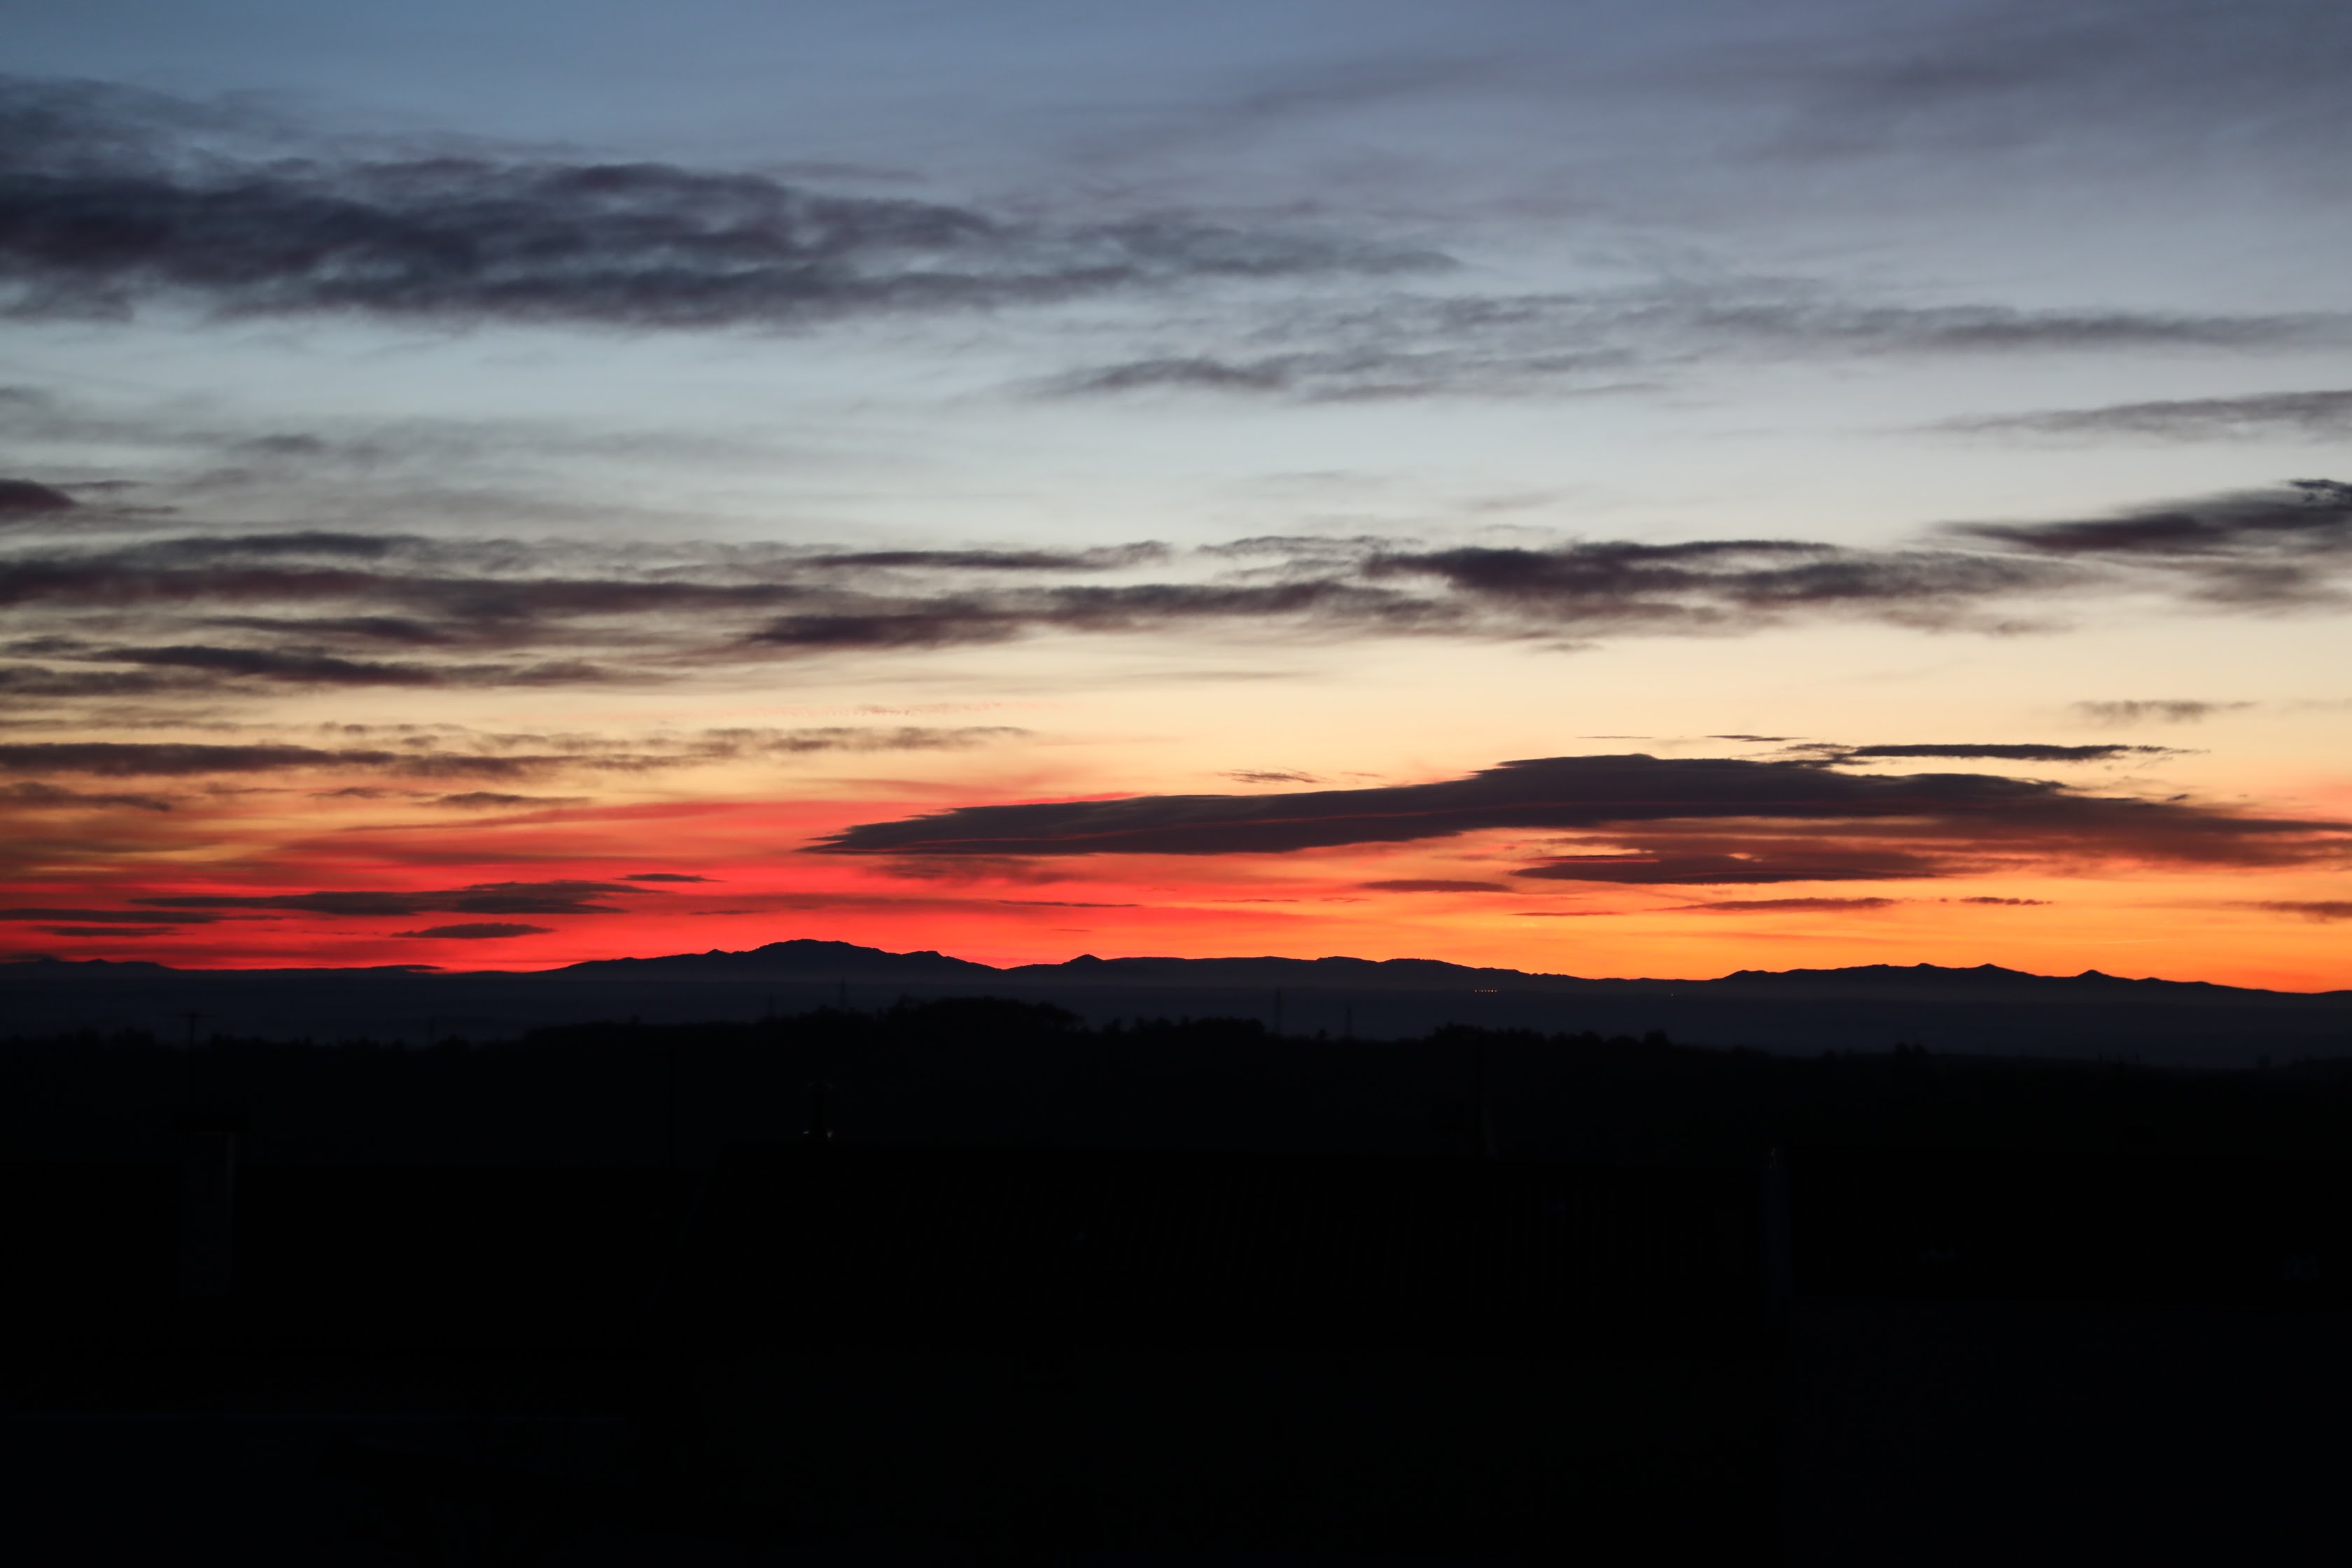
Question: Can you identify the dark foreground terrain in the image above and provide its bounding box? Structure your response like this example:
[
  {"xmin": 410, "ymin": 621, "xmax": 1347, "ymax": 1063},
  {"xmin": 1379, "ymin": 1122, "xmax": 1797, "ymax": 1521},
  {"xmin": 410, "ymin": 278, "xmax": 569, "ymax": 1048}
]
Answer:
[{"xmin": 8, "ymin": 994, "xmax": 2352, "ymax": 1564}]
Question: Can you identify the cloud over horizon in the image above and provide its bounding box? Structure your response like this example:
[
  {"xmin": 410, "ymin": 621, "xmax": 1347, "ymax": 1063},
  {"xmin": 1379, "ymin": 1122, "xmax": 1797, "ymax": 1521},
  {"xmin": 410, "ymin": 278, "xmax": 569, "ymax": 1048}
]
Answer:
[
  {"xmin": 820, "ymin": 751, "xmax": 2349, "ymax": 886},
  {"xmin": 392, "ymin": 922, "xmax": 552, "ymax": 939},
  {"xmin": 134, "ymin": 878, "xmax": 652, "ymax": 917}
]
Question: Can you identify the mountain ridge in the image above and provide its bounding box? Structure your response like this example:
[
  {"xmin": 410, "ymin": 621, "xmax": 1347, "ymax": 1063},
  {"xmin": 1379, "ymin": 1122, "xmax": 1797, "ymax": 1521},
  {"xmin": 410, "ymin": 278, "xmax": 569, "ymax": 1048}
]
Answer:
[{"xmin": 11, "ymin": 940, "xmax": 2342, "ymax": 1000}]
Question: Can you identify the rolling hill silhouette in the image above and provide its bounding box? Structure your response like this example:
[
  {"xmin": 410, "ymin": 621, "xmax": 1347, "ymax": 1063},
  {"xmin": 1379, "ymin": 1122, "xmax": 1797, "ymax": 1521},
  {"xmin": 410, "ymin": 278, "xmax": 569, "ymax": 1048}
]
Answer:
[{"xmin": 6, "ymin": 941, "xmax": 2348, "ymax": 1066}]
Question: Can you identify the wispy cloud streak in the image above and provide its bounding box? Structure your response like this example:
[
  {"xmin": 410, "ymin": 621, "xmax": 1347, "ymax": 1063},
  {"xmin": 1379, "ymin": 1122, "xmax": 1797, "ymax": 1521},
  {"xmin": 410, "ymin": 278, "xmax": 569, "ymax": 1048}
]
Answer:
[{"xmin": 1940, "ymin": 390, "xmax": 2352, "ymax": 442}]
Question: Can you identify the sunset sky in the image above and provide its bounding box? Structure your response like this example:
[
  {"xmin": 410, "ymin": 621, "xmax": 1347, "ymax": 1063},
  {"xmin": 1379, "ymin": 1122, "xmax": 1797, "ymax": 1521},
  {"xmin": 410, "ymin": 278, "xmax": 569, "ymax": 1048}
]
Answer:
[{"xmin": 2, "ymin": 0, "xmax": 2348, "ymax": 986}]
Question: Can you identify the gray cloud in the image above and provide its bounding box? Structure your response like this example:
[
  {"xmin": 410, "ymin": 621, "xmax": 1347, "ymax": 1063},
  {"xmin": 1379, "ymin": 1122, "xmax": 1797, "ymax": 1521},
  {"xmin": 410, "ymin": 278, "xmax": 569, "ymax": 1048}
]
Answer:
[
  {"xmin": 0, "ymin": 723, "xmax": 1028, "ymax": 779},
  {"xmin": 1756, "ymin": 0, "xmax": 2352, "ymax": 181},
  {"xmin": 820, "ymin": 752, "xmax": 2347, "ymax": 886},
  {"xmin": 1940, "ymin": 389, "xmax": 2352, "ymax": 443},
  {"xmin": 1513, "ymin": 844, "xmax": 1950, "ymax": 886},
  {"xmin": 1, "ymin": 484, "xmax": 2344, "ymax": 724},
  {"xmin": 1672, "ymin": 897, "xmax": 1901, "ymax": 913},
  {"xmin": 6, "ymin": 58, "xmax": 2346, "ymax": 425},
  {"xmin": 135, "ymin": 878, "xmax": 648, "ymax": 917},
  {"xmin": 0, "ymin": 76, "xmax": 1443, "ymax": 330},
  {"xmin": 2072, "ymin": 699, "xmax": 2251, "ymax": 726},
  {"xmin": 1955, "ymin": 479, "xmax": 2352, "ymax": 557},
  {"xmin": 742, "ymin": 580, "xmax": 1405, "ymax": 652},
  {"xmin": 2248, "ymin": 900, "xmax": 2352, "ymax": 922},
  {"xmin": 38, "ymin": 641, "xmax": 629, "ymax": 690},
  {"xmin": 1357, "ymin": 537, "xmax": 2067, "ymax": 634},
  {"xmin": 0, "ymin": 741, "xmax": 538, "ymax": 778},
  {"xmin": 757, "ymin": 725, "xmax": 1027, "ymax": 753},
  {"xmin": 392, "ymin": 923, "xmax": 552, "ymax": 939},
  {"xmin": 1049, "ymin": 292, "xmax": 2344, "ymax": 403},
  {"xmin": 0, "ymin": 906, "xmax": 212, "ymax": 923},
  {"xmin": 0, "ymin": 664, "xmax": 214, "ymax": 702},
  {"xmin": 1833, "ymin": 743, "xmax": 2177, "ymax": 763},
  {"xmin": 1359, "ymin": 878, "xmax": 1514, "ymax": 893},
  {"xmin": 803, "ymin": 545, "xmax": 1170, "ymax": 572},
  {"xmin": 1060, "ymin": 357, "xmax": 1298, "ymax": 395},
  {"xmin": 32, "ymin": 925, "xmax": 172, "ymax": 938},
  {"xmin": 1954, "ymin": 480, "xmax": 2352, "ymax": 606},
  {"xmin": 0, "ymin": 778, "xmax": 172, "ymax": 810},
  {"xmin": 0, "ymin": 477, "xmax": 75, "ymax": 516}
]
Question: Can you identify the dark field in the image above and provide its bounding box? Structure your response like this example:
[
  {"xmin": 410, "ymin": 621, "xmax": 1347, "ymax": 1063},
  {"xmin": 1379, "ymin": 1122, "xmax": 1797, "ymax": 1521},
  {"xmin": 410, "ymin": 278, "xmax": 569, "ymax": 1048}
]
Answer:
[{"xmin": 9, "ymin": 997, "xmax": 2352, "ymax": 1564}]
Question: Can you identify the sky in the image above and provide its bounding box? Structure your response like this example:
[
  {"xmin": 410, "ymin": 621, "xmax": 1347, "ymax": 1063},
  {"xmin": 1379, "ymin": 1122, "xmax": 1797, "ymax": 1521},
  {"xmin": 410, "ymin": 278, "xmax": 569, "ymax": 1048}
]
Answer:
[{"xmin": 1, "ymin": 0, "xmax": 2348, "ymax": 985}]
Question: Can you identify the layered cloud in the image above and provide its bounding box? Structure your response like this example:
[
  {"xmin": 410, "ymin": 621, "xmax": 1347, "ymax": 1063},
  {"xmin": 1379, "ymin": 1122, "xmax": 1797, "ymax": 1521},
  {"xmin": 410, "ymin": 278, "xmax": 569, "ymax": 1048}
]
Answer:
[
  {"xmin": 0, "ymin": 906, "xmax": 216, "ymax": 924},
  {"xmin": 1673, "ymin": 897, "xmax": 1901, "ymax": 913},
  {"xmin": 1947, "ymin": 480, "xmax": 2352, "ymax": 608},
  {"xmin": 1952, "ymin": 479, "xmax": 2352, "ymax": 563},
  {"xmin": 391, "ymin": 923, "xmax": 552, "ymax": 939},
  {"xmin": 1812, "ymin": 743, "xmax": 2178, "ymax": 763},
  {"xmin": 0, "ymin": 778, "xmax": 172, "ymax": 810},
  {"xmin": 0, "ymin": 477, "xmax": 75, "ymax": 516},
  {"xmin": 2072, "ymin": 699, "xmax": 2252, "ymax": 727},
  {"xmin": 7, "ymin": 71, "xmax": 2345, "ymax": 418},
  {"xmin": 1941, "ymin": 389, "xmax": 2352, "ymax": 442},
  {"xmin": 134, "ymin": 878, "xmax": 650, "ymax": 916},
  {"xmin": 0, "ymin": 725, "xmax": 1026, "ymax": 778},
  {"xmin": 0, "ymin": 76, "xmax": 1441, "ymax": 330},
  {"xmin": 1049, "ymin": 295, "xmax": 2344, "ymax": 403},
  {"xmin": 820, "ymin": 752, "xmax": 2348, "ymax": 887},
  {"xmin": 3, "ymin": 479, "xmax": 2345, "ymax": 727}
]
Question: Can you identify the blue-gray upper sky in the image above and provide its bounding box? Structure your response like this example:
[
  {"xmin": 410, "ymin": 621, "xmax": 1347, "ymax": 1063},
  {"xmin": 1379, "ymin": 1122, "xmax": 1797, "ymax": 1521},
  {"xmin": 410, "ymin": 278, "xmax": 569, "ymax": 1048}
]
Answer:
[{"xmin": 6, "ymin": 0, "xmax": 2349, "ymax": 551}]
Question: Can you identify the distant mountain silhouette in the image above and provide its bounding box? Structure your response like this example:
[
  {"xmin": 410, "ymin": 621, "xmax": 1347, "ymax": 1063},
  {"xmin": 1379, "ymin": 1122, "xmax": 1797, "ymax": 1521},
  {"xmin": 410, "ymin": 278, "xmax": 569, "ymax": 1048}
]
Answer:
[
  {"xmin": 557, "ymin": 943, "xmax": 2339, "ymax": 1004},
  {"xmin": 6, "ymin": 941, "xmax": 2349, "ymax": 1065},
  {"xmin": 561, "ymin": 938, "xmax": 995, "ymax": 980},
  {"xmin": 558, "ymin": 943, "xmax": 1536, "ymax": 988},
  {"xmin": 1714, "ymin": 961, "xmax": 2299, "ymax": 999}
]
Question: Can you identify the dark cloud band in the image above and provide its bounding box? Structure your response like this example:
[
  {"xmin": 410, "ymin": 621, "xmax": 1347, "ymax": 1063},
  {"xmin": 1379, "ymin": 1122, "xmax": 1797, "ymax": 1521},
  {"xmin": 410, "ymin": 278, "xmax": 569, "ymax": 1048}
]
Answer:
[
  {"xmin": 0, "ymin": 482, "xmax": 2343, "ymax": 724},
  {"xmin": 818, "ymin": 752, "xmax": 2346, "ymax": 887},
  {"xmin": 392, "ymin": 923, "xmax": 552, "ymax": 939},
  {"xmin": 134, "ymin": 878, "xmax": 648, "ymax": 917},
  {"xmin": 0, "ymin": 724, "xmax": 1027, "ymax": 778},
  {"xmin": 1832, "ymin": 743, "xmax": 2176, "ymax": 762},
  {"xmin": 1940, "ymin": 390, "xmax": 2352, "ymax": 443},
  {"xmin": 0, "ymin": 78, "xmax": 1441, "ymax": 330}
]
